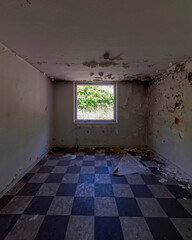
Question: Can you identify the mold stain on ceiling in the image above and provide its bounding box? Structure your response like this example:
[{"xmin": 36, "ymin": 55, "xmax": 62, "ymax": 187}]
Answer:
[{"xmin": 0, "ymin": 0, "xmax": 192, "ymax": 81}]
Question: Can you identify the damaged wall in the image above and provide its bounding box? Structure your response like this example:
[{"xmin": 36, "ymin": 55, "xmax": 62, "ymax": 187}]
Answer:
[
  {"xmin": 52, "ymin": 81, "xmax": 147, "ymax": 147},
  {"xmin": 147, "ymin": 60, "xmax": 192, "ymax": 177},
  {"xmin": 0, "ymin": 43, "xmax": 53, "ymax": 194}
]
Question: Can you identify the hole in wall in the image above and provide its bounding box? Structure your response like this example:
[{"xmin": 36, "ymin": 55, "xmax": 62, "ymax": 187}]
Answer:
[
  {"xmin": 171, "ymin": 117, "xmax": 182, "ymax": 130},
  {"xmin": 104, "ymin": 52, "xmax": 110, "ymax": 60},
  {"xmin": 175, "ymin": 117, "xmax": 180, "ymax": 125},
  {"xmin": 188, "ymin": 72, "xmax": 192, "ymax": 85}
]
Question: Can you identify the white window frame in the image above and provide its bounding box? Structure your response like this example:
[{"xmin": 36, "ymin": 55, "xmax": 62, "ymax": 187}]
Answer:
[{"xmin": 73, "ymin": 82, "xmax": 118, "ymax": 124}]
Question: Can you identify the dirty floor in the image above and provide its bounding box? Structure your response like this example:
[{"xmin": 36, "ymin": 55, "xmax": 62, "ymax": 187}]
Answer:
[{"xmin": 0, "ymin": 151, "xmax": 192, "ymax": 240}]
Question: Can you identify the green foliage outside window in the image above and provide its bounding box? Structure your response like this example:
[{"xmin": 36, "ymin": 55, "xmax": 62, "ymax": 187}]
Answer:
[{"xmin": 77, "ymin": 85, "xmax": 114, "ymax": 112}]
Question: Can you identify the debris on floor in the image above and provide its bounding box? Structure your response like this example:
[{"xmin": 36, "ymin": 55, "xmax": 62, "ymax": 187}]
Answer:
[
  {"xmin": 125, "ymin": 147, "xmax": 154, "ymax": 156},
  {"xmin": 158, "ymin": 178, "xmax": 167, "ymax": 183},
  {"xmin": 48, "ymin": 146, "xmax": 192, "ymax": 190},
  {"xmin": 50, "ymin": 146, "xmax": 154, "ymax": 156},
  {"xmin": 109, "ymin": 148, "xmax": 127, "ymax": 154},
  {"xmin": 113, "ymin": 154, "xmax": 147, "ymax": 176},
  {"xmin": 64, "ymin": 154, "xmax": 71, "ymax": 158},
  {"xmin": 157, "ymin": 163, "xmax": 192, "ymax": 190},
  {"xmin": 29, "ymin": 215, "xmax": 39, "ymax": 221},
  {"xmin": 113, "ymin": 168, "xmax": 120, "ymax": 176}
]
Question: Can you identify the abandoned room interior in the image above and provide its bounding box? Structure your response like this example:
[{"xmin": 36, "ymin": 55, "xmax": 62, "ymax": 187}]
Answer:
[{"xmin": 0, "ymin": 0, "xmax": 192, "ymax": 239}]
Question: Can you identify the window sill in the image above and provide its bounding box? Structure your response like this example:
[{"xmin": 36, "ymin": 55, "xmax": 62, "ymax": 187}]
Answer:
[{"xmin": 74, "ymin": 121, "xmax": 118, "ymax": 125}]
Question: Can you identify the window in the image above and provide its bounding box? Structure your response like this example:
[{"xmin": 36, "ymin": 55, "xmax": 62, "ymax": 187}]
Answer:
[{"xmin": 74, "ymin": 82, "xmax": 117, "ymax": 124}]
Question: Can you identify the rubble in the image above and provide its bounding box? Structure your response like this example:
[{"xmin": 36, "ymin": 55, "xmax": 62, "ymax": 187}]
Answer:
[
  {"xmin": 49, "ymin": 146, "xmax": 154, "ymax": 156},
  {"xmin": 157, "ymin": 164, "xmax": 192, "ymax": 189}
]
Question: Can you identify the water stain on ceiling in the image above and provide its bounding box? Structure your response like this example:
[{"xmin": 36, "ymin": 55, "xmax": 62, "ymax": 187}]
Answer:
[{"xmin": 0, "ymin": 0, "xmax": 192, "ymax": 81}]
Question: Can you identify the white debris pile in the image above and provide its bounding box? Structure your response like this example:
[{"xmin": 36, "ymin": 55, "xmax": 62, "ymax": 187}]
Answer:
[
  {"xmin": 158, "ymin": 178, "xmax": 167, "ymax": 184},
  {"xmin": 158, "ymin": 164, "xmax": 192, "ymax": 189},
  {"xmin": 62, "ymin": 153, "xmax": 77, "ymax": 160},
  {"xmin": 29, "ymin": 215, "xmax": 39, "ymax": 221},
  {"xmin": 64, "ymin": 153, "xmax": 71, "ymax": 158}
]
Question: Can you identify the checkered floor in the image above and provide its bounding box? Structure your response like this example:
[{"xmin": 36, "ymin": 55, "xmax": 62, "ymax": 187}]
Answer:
[{"xmin": 0, "ymin": 152, "xmax": 192, "ymax": 240}]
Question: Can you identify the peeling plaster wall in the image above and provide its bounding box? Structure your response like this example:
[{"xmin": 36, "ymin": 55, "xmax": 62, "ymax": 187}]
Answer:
[
  {"xmin": 147, "ymin": 60, "xmax": 192, "ymax": 177},
  {"xmin": 0, "ymin": 43, "xmax": 53, "ymax": 194},
  {"xmin": 53, "ymin": 81, "xmax": 147, "ymax": 147}
]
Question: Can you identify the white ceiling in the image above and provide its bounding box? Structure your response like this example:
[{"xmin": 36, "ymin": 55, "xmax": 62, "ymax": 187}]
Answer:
[{"xmin": 0, "ymin": 0, "xmax": 192, "ymax": 81}]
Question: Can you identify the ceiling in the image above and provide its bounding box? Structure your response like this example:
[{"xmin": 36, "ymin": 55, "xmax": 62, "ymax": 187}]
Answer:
[{"xmin": 0, "ymin": 0, "xmax": 192, "ymax": 81}]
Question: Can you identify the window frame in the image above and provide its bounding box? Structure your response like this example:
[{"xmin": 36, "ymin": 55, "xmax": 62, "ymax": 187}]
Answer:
[{"xmin": 73, "ymin": 81, "xmax": 118, "ymax": 124}]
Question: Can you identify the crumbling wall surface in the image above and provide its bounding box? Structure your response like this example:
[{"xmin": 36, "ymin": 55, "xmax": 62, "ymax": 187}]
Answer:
[
  {"xmin": 0, "ymin": 43, "xmax": 53, "ymax": 194},
  {"xmin": 52, "ymin": 81, "xmax": 147, "ymax": 148},
  {"xmin": 147, "ymin": 60, "xmax": 192, "ymax": 177}
]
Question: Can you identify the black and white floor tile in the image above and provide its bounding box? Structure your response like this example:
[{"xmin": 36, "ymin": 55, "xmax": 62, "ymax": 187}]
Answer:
[{"xmin": 0, "ymin": 152, "xmax": 192, "ymax": 240}]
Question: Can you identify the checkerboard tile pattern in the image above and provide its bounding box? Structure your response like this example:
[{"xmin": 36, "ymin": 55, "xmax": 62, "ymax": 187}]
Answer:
[{"xmin": 0, "ymin": 152, "xmax": 192, "ymax": 240}]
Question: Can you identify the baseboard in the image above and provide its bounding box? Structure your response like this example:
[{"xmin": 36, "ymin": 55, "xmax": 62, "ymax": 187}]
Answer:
[{"xmin": 0, "ymin": 152, "xmax": 47, "ymax": 199}]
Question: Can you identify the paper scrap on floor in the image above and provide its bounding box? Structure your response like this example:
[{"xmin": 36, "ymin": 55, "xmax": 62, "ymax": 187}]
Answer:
[{"xmin": 113, "ymin": 154, "xmax": 146, "ymax": 176}]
